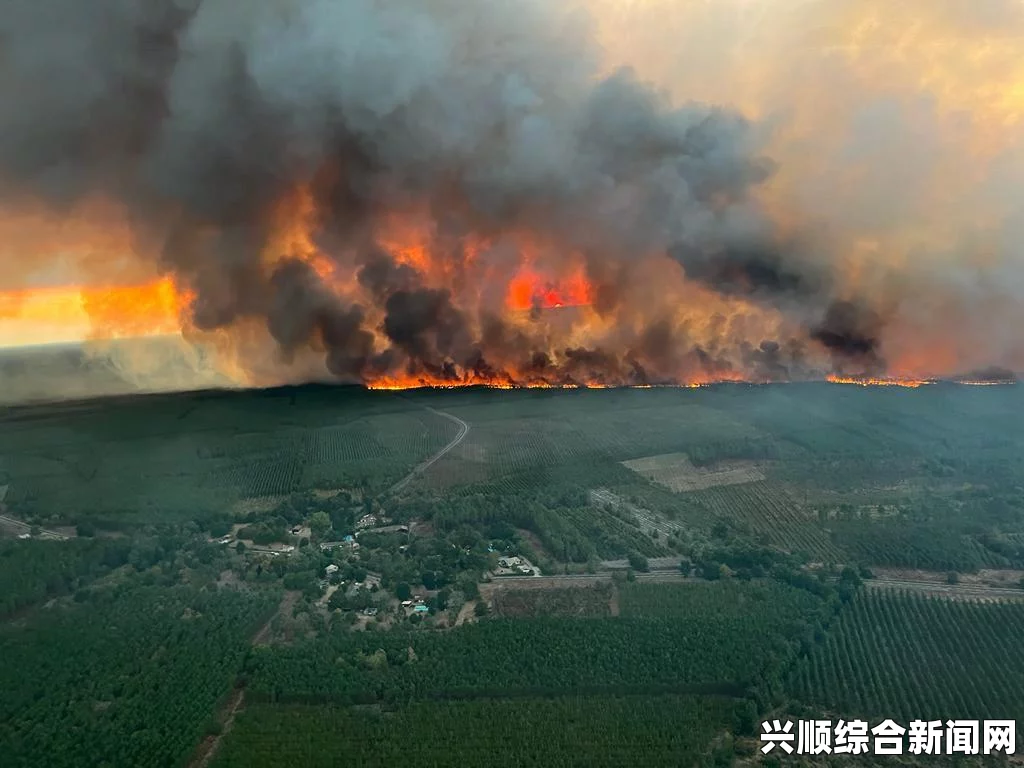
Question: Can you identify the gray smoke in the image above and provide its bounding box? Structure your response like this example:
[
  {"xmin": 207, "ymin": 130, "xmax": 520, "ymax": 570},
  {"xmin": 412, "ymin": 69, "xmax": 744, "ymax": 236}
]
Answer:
[{"xmin": 0, "ymin": 0, "xmax": 870, "ymax": 384}]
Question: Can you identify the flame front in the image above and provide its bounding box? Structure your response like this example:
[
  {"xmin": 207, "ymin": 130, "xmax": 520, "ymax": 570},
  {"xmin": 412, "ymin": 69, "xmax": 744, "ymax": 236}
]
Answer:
[{"xmin": 1, "ymin": 0, "xmax": 1023, "ymax": 395}]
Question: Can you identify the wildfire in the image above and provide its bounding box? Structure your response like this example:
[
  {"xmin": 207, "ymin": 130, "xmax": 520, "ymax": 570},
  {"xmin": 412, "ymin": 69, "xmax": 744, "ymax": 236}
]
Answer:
[
  {"xmin": 506, "ymin": 267, "xmax": 594, "ymax": 311},
  {"xmin": 825, "ymin": 375, "xmax": 932, "ymax": 388}
]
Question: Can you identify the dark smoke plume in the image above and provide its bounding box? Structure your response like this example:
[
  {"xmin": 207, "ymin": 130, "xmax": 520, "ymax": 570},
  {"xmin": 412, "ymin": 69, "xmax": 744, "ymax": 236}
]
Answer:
[{"xmin": 0, "ymin": 0, "xmax": 911, "ymax": 385}]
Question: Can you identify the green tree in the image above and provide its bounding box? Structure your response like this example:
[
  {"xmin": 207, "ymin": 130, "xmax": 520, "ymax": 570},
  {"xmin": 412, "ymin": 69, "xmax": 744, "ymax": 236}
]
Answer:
[
  {"xmin": 395, "ymin": 582, "xmax": 412, "ymax": 601},
  {"xmin": 328, "ymin": 589, "xmax": 347, "ymax": 612},
  {"xmin": 309, "ymin": 511, "xmax": 331, "ymax": 538},
  {"xmin": 628, "ymin": 553, "xmax": 649, "ymax": 573}
]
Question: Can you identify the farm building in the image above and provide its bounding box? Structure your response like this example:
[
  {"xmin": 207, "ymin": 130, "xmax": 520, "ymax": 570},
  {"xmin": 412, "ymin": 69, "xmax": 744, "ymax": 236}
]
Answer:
[{"xmin": 356, "ymin": 514, "xmax": 378, "ymax": 529}]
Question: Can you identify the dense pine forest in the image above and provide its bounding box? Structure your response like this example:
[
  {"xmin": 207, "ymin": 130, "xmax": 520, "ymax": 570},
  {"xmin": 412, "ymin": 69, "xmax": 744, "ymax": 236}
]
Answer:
[{"xmin": 2, "ymin": 383, "xmax": 1024, "ymax": 765}]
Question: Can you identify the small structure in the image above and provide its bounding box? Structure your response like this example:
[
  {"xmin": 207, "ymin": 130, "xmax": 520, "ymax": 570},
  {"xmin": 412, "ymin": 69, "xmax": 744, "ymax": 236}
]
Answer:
[
  {"xmin": 325, "ymin": 564, "xmax": 339, "ymax": 577},
  {"xmin": 517, "ymin": 565, "xmax": 533, "ymax": 574},
  {"xmin": 17, "ymin": 533, "xmax": 30, "ymax": 540},
  {"xmin": 356, "ymin": 514, "xmax": 377, "ymax": 530},
  {"xmin": 401, "ymin": 600, "xmax": 414, "ymax": 607},
  {"xmin": 363, "ymin": 607, "xmax": 378, "ymax": 617}
]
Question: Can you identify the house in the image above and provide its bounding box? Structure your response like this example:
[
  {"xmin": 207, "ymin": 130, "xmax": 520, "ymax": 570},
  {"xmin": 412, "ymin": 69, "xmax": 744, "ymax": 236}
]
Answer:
[
  {"xmin": 356, "ymin": 514, "xmax": 377, "ymax": 529},
  {"xmin": 325, "ymin": 564, "xmax": 339, "ymax": 577},
  {"xmin": 498, "ymin": 556, "xmax": 521, "ymax": 568}
]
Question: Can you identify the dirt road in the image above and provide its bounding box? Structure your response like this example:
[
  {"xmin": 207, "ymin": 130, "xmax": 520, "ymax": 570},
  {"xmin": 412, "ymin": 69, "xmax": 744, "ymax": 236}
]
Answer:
[
  {"xmin": 389, "ymin": 408, "xmax": 469, "ymax": 494},
  {"xmin": 188, "ymin": 590, "xmax": 298, "ymax": 768},
  {"xmin": 865, "ymin": 577, "xmax": 1024, "ymax": 601}
]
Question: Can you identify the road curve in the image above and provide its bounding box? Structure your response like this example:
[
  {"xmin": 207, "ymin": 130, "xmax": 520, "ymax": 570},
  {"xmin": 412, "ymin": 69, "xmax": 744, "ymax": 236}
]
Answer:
[{"xmin": 388, "ymin": 408, "xmax": 469, "ymax": 495}]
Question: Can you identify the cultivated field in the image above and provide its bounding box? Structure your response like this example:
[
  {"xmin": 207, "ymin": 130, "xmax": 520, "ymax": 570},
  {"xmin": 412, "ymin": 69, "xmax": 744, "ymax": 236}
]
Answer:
[
  {"xmin": 790, "ymin": 589, "xmax": 1024, "ymax": 723},
  {"xmin": 622, "ymin": 453, "xmax": 765, "ymax": 492}
]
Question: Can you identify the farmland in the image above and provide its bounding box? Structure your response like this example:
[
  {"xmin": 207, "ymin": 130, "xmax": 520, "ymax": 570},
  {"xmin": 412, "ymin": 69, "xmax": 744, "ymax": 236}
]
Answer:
[
  {"xmin": 789, "ymin": 589, "xmax": 1024, "ymax": 723},
  {"xmin": 4, "ymin": 380, "xmax": 1024, "ymax": 765}
]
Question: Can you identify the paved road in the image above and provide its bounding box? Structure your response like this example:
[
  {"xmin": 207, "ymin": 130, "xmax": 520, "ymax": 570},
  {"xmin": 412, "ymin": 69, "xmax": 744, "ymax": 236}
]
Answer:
[
  {"xmin": 0, "ymin": 513, "xmax": 69, "ymax": 540},
  {"xmin": 389, "ymin": 408, "xmax": 469, "ymax": 494}
]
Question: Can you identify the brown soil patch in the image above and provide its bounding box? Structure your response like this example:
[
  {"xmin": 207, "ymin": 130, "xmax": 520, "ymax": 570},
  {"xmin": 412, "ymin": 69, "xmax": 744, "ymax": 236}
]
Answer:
[
  {"xmin": 491, "ymin": 583, "xmax": 613, "ymax": 618},
  {"xmin": 622, "ymin": 453, "xmax": 764, "ymax": 492}
]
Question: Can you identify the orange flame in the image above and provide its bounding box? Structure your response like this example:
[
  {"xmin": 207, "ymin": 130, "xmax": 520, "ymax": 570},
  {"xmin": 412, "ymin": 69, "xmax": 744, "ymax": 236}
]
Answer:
[
  {"xmin": 506, "ymin": 266, "xmax": 594, "ymax": 311},
  {"xmin": 826, "ymin": 374, "xmax": 931, "ymax": 388}
]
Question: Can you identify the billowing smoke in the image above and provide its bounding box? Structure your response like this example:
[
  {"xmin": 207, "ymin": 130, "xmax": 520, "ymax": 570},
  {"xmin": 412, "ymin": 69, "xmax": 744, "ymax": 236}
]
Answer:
[{"xmin": 1, "ymin": 0, "xmax": 1022, "ymax": 389}]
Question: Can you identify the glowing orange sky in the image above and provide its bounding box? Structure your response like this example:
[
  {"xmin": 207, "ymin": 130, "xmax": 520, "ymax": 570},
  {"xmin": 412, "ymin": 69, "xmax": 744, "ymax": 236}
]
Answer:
[{"xmin": 0, "ymin": 279, "xmax": 185, "ymax": 348}]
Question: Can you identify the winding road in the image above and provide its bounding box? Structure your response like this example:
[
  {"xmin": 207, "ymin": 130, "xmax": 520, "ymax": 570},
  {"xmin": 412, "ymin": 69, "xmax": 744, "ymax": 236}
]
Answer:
[{"xmin": 388, "ymin": 407, "xmax": 469, "ymax": 495}]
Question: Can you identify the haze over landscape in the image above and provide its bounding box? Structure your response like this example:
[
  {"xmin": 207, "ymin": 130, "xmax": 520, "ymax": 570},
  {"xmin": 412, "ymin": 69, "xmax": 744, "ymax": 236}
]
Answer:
[
  {"xmin": 1, "ymin": 0, "xmax": 1023, "ymax": 400},
  {"xmin": 5, "ymin": 4, "xmax": 1024, "ymax": 766}
]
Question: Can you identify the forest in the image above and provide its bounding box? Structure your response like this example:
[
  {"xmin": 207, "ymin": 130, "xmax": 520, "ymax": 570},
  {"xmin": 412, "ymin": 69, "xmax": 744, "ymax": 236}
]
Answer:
[
  {"xmin": 213, "ymin": 695, "xmax": 746, "ymax": 768},
  {"xmin": 243, "ymin": 580, "xmax": 835, "ymax": 708},
  {"xmin": 0, "ymin": 537, "xmax": 131, "ymax": 617},
  {"xmin": 0, "ymin": 583, "xmax": 277, "ymax": 768},
  {"xmin": 3, "ymin": 382, "xmax": 1024, "ymax": 765}
]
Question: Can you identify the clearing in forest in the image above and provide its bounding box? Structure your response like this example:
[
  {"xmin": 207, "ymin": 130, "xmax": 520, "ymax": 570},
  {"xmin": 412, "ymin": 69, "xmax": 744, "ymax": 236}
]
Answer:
[
  {"xmin": 490, "ymin": 583, "xmax": 615, "ymax": 618},
  {"xmin": 622, "ymin": 453, "xmax": 764, "ymax": 492}
]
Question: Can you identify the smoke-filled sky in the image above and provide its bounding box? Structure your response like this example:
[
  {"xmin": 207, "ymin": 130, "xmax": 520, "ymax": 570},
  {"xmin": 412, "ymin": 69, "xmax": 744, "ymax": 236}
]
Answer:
[{"xmin": 1, "ymin": 0, "xmax": 1022, "ymax": 391}]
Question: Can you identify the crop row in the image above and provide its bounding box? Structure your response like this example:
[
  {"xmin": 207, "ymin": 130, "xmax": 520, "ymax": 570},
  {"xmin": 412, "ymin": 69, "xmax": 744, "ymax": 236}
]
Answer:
[
  {"xmin": 790, "ymin": 589, "xmax": 1024, "ymax": 722},
  {"xmin": 690, "ymin": 482, "xmax": 843, "ymax": 560}
]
